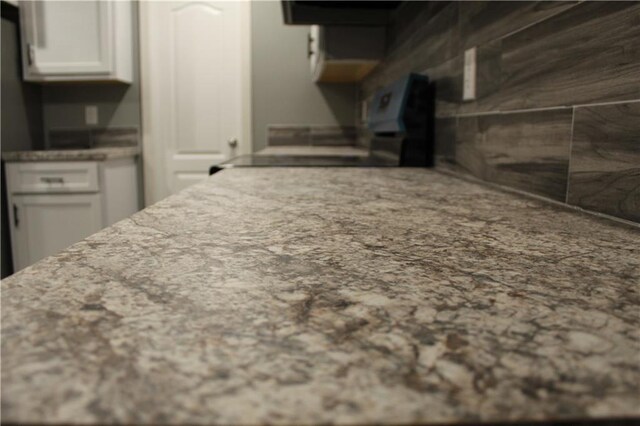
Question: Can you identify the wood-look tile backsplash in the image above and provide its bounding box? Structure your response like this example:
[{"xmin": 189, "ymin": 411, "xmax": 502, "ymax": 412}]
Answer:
[
  {"xmin": 568, "ymin": 103, "xmax": 640, "ymax": 222},
  {"xmin": 360, "ymin": 1, "xmax": 640, "ymax": 223}
]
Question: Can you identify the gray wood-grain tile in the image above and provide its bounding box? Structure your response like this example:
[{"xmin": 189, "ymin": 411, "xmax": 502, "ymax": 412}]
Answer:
[
  {"xmin": 567, "ymin": 102, "xmax": 640, "ymax": 222},
  {"xmin": 456, "ymin": 109, "xmax": 573, "ymax": 201},
  {"xmin": 410, "ymin": 2, "xmax": 460, "ymax": 72},
  {"xmin": 459, "ymin": 1, "xmax": 578, "ymax": 49},
  {"xmin": 358, "ymin": 0, "xmax": 640, "ymax": 221},
  {"xmin": 422, "ymin": 55, "xmax": 462, "ymax": 118},
  {"xmin": 386, "ymin": 1, "xmax": 448, "ymax": 54},
  {"xmin": 462, "ymin": 2, "xmax": 640, "ymax": 113},
  {"xmin": 362, "ymin": 2, "xmax": 459, "ymax": 97},
  {"xmin": 434, "ymin": 117, "xmax": 456, "ymax": 162}
]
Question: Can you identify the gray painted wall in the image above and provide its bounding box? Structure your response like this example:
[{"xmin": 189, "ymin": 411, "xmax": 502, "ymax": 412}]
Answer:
[
  {"xmin": 2, "ymin": 16, "xmax": 45, "ymax": 279},
  {"xmin": 1, "ymin": 18, "xmax": 44, "ymax": 151},
  {"xmin": 251, "ymin": 1, "xmax": 356, "ymax": 152},
  {"xmin": 41, "ymin": 2, "xmax": 141, "ymax": 146}
]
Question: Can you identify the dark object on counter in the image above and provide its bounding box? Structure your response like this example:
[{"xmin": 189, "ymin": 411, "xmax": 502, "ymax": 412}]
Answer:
[
  {"xmin": 368, "ymin": 73, "xmax": 435, "ymax": 167},
  {"xmin": 282, "ymin": 1, "xmax": 400, "ymax": 26},
  {"xmin": 211, "ymin": 72, "xmax": 435, "ymax": 174}
]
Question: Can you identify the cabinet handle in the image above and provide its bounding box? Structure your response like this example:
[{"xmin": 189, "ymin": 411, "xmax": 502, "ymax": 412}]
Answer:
[
  {"xmin": 13, "ymin": 204, "xmax": 19, "ymax": 228},
  {"xmin": 27, "ymin": 44, "xmax": 35, "ymax": 66},
  {"xmin": 40, "ymin": 177, "xmax": 64, "ymax": 184},
  {"xmin": 307, "ymin": 33, "xmax": 314, "ymax": 58}
]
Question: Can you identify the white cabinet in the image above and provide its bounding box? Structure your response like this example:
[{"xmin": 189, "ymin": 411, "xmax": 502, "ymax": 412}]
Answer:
[
  {"xmin": 19, "ymin": 0, "xmax": 133, "ymax": 83},
  {"xmin": 7, "ymin": 161, "xmax": 99, "ymax": 193},
  {"xmin": 309, "ymin": 25, "xmax": 385, "ymax": 83},
  {"xmin": 5, "ymin": 158, "xmax": 140, "ymax": 271},
  {"xmin": 10, "ymin": 194, "xmax": 103, "ymax": 270}
]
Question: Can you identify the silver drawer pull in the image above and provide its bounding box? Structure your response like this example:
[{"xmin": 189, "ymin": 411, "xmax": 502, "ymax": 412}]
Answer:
[{"xmin": 41, "ymin": 177, "xmax": 64, "ymax": 184}]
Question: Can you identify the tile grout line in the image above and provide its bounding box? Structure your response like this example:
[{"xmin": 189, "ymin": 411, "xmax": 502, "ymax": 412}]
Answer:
[
  {"xmin": 573, "ymin": 98, "xmax": 640, "ymax": 108},
  {"xmin": 455, "ymin": 105, "xmax": 572, "ymax": 118},
  {"xmin": 565, "ymin": 106, "xmax": 577, "ymax": 204},
  {"xmin": 454, "ymin": 115, "xmax": 459, "ymax": 158},
  {"xmin": 436, "ymin": 98, "xmax": 640, "ymax": 120},
  {"xmin": 383, "ymin": 1, "xmax": 578, "ymax": 74},
  {"xmin": 479, "ymin": 2, "xmax": 582, "ymax": 49},
  {"xmin": 369, "ymin": 2, "xmax": 581, "ymax": 93}
]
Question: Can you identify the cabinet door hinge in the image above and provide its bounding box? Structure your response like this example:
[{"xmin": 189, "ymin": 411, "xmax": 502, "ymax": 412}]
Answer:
[
  {"xmin": 13, "ymin": 204, "xmax": 19, "ymax": 228},
  {"xmin": 307, "ymin": 33, "xmax": 314, "ymax": 58},
  {"xmin": 27, "ymin": 44, "xmax": 36, "ymax": 66}
]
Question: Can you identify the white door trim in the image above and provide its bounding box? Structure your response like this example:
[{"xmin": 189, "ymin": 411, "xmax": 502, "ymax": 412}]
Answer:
[{"xmin": 139, "ymin": 0, "xmax": 252, "ymax": 207}]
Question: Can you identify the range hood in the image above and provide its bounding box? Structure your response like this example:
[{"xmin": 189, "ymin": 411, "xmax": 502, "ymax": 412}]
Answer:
[{"xmin": 282, "ymin": 1, "xmax": 401, "ymax": 26}]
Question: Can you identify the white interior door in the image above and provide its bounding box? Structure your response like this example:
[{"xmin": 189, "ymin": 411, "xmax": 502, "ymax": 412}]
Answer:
[
  {"xmin": 141, "ymin": 1, "xmax": 251, "ymax": 204},
  {"xmin": 10, "ymin": 194, "xmax": 103, "ymax": 271}
]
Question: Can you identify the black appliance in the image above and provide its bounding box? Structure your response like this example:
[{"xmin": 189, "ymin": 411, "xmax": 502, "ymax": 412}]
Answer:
[{"xmin": 210, "ymin": 73, "xmax": 434, "ymax": 174}]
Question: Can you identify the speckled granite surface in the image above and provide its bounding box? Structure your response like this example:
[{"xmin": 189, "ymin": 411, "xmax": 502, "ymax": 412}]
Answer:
[
  {"xmin": 2, "ymin": 146, "xmax": 139, "ymax": 162},
  {"xmin": 1, "ymin": 168, "xmax": 639, "ymax": 424}
]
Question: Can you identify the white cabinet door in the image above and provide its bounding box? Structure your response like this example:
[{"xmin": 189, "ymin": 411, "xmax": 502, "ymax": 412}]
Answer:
[
  {"xmin": 10, "ymin": 194, "xmax": 103, "ymax": 271},
  {"xmin": 19, "ymin": 0, "xmax": 132, "ymax": 82}
]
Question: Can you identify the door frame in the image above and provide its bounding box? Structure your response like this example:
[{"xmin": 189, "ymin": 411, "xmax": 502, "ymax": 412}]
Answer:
[{"xmin": 139, "ymin": 0, "xmax": 253, "ymax": 207}]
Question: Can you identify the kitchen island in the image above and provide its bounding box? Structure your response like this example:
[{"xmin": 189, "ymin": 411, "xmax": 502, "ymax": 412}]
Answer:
[{"xmin": 2, "ymin": 168, "xmax": 639, "ymax": 424}]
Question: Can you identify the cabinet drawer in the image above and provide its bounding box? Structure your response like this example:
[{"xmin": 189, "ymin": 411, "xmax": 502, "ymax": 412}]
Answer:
[{"xmin": 6, "ymin": 162, "xmax": 99, "ymax": 194}]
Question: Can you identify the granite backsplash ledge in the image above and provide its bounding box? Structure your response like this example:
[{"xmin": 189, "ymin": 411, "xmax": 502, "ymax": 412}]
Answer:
[
  {"xmin": 360, "ymin": 1, "xmax": 640, "ymax": 223},
  {"xmin": 49, "ymin": 127, "xmax": 139, "ymax": 150},
  {"xmin": 267, "ymin": 125, "xmax": 358, "ymax": 147},
  {"xmin": 2, "ymin": 127, "xmax": 141, "ymax": 162}
]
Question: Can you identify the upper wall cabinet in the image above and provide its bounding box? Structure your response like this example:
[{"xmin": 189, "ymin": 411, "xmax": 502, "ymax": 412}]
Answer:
[
  {"xmin": 282, "ymin": 1, "xmax": 400, "ymax": 26},
  {"xmin": 19, "ymin": 0, "xmax": 133, "ymax": 83},
  {"xmin": 309, "ymin": 25, "xmax": 385, "ymax": 83}
]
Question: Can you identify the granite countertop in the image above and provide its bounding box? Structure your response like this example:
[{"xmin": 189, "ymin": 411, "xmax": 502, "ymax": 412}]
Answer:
[
  {"xmin": 1, "ymin": 146, "xmax": 140, "ymax": 162},
  {"xmin": 1, "ymin": 168, "xmax": 639, "ymax": 424}
]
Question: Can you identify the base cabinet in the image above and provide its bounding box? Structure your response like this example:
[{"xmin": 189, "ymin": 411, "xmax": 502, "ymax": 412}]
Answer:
[
  {"xmin": 5, "ymin": 158, "xmax": 139, "ymax": 272},
  {"xmin": 10, "ymin": 194, "xmax": 102, "ymax": 270}
]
